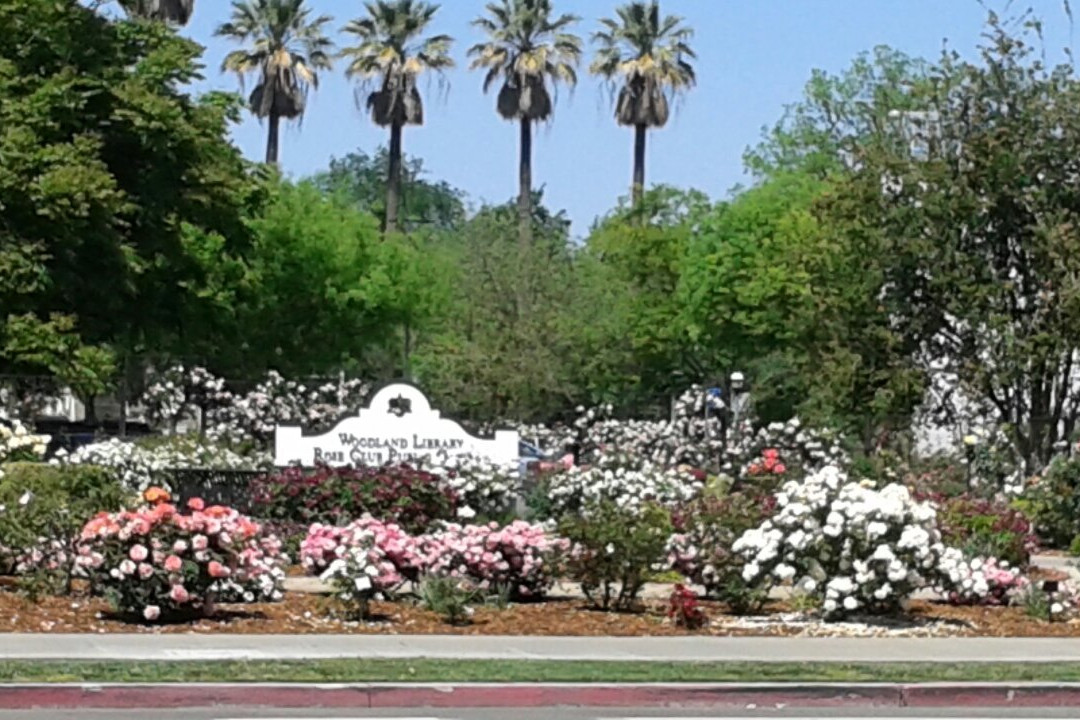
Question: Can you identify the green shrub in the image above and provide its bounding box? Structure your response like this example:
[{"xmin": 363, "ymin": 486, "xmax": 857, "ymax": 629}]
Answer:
[
  {"xmin": 417, "ymin": 575, "xmax": 480, "ymax": 625},
  {"xmin": 902, "ymin": 457, "xmax": 971, "ymax": 498},
  {"xmin": 0, "ymin": 463, "xmax": 127, "ymax": 594},
  {"xmin": 558, "ymin": 500, "xmax": 672, "ymax": 611},
  {"xmin": 933, "ymin": 494, "xmax": 1037, "ymax": 567},
  {"xmin": 669, "ymin": 491, "xmax": 776, "ymax": 613},
  {"xmin": 1026, "ymin": 457, "xmax": 1080, "ymax": 549}
]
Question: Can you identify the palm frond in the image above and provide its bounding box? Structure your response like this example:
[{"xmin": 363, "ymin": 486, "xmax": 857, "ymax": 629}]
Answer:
[
  {"xmin": 215, "ymin": 0, "xmax": 334, "ymax": 121},
  {"xmin": 120, "ymin": 0, "xmax": 195, "ymax": 25},
  {"xmin": 340, "ymin": 0, "xmax": 453, "ymax": 127},
  {"xmin": 469, "ymin": 0, "xmax": 582, "ymax": 121},
  {"xmin": 590, "ymin": 0, "xmax": 696, "ymax": 128}
]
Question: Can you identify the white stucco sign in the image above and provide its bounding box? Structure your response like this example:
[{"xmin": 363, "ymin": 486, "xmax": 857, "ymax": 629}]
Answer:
[{"xmin": 274, "ymin": 383, "xmax": 519, "ymax": 468}]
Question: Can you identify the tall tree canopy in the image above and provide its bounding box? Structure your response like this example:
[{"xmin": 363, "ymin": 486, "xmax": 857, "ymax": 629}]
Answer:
[
  {"xmin": 744, "ymin": 45, "xmax": 930, "ymax": 180},
  {"xmin": 0, "ymin": 0, "xmax": 257, "ymax": 404},
  {"xmin": 312, "ymin": 148, "xmax": 467, "ymax": 231},
  {"xmin": 825, "ymin": 14, "xmax": 1080, "ymax": 468},
  {"xmin": 469, "ymin": 0, "xmax": 582, "ymax": 246},
  {"xmin": 217, "ymin": 0, "xmax": 334, "ymax": 165},
  {"xmin": 340, "ymin": 0, "xmax": 454, "ymax": 234},
  {"xmin": 591, "ymin": 1, "xmax": 695, "ymax": 205}
]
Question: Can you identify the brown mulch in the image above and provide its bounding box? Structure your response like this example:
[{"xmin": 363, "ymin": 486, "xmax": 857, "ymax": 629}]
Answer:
[{"xmin": 2, "ymin": 583, "xmax": 1080, "ymax": 636}]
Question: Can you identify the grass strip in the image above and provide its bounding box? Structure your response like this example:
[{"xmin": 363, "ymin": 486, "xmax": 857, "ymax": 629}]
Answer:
[{"xmin": 0, "ymin": 660, "xmax": 1078, "ymax": 684}]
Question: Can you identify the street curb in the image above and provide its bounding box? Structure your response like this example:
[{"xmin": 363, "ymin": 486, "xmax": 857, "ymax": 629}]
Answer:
[{"xmin": 3, "ymin": 682, "xmax": 1080, "ymax": 710}]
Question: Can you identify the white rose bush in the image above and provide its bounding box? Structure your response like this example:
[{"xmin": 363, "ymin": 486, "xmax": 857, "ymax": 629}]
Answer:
[
  {"xmin": 540, "ymin": 453, "xmax": 703, "ymax": 519},
  {"xmin": 204, "ymin": 371, "xmax": 370, "ymax": 447},
  {"xmin": 937, "ymin": 551, "xmax": 1022, "ymax": 606},
  {"xmin": 436, "ymin": 455, "xmax": 519, "ymax": 519},
  {"xmin": 734, "ymin": 465, "xmax": 971, "ymax": 617},
  {"xmin": 0, "ymin": 421, "xmax": 50, "ymax": 468},
  {"xmin": 63, "ymin": 437, "xmax": 270, "ymax": 494}
]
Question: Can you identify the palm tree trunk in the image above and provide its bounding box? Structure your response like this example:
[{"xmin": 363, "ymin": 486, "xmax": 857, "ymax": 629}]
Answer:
[
  {"xmin": 385, "ymin": 121, "xmax": 404, "ymax": 234},
  {"xmin": 518, "ymin": 117, "xmax": 533, "ymax": 247},
  {"xmin": 266, "ymin": 110, "xmax": 281, "ymax": 165},
  {"xmin": 632, "ymin": 123, "xmax": 647, "ymax": 206}
]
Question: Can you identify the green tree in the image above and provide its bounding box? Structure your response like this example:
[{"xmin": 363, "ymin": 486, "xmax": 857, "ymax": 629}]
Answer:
[
  {"xmin": 312, "ymin": 148, "xmax": 466, "ymax": 231},
  {"xmin": 826, "ymin": 14, "xmax": 1080, "ymax": 469},
  {"xmin": 412, "ymin": 195, "xmax": 583, "ymax": 421},
  {"xmin": 0, "ymin": 0, "xmax": 258, "ymax": 410},
  {"xmin": 590, "ymin": 1, "xmax": 695, "ymax": 206},
  {"xmin": 119, "ymin": 0, "xmax": 195, "ymax": 24},
  {"xmin": 679, "ymin": 172, "xmax": 923, "ymax": 440},
  {"xmin": 469, "ymin": 0, "xmax": 582, "ymax": 246},
  {"xmin": 233, "ymin": 181, "xmax": 419, "ymax": 376},
  {"xmin": 340, "ymin": 0, "xmax": 454, "ymax": 234},
  {"xmin": 744, "ymin": 45, "xmax": 929, "ymax": 180},
  {"xmin": 217, "ymin": 0, "xmax": 334, "ymax": 165},
  {"xmin": 585, "ymin": 187, "xmax": 712, "ymax": 408}
]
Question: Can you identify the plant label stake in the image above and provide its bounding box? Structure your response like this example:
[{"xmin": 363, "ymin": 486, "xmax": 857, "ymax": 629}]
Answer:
[{"xmin": 1044, "ymin": 580, "xmax": 1059, "ymax": 622}]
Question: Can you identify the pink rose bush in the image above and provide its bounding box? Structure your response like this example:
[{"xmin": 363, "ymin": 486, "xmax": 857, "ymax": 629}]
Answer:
[
  {"xmin": 77, "ymin": 494, "xmax": 286, "ymax": 621},
  {"xmin": 416, "ymin": 521, "xmax": 568, "ymax": 599},
  {"xmin": 310, "ymin": 519, "xmax": 408, "ymax": 619},
  {"xmin": 938, "ymin": 552, "xmax": 1023, "ymax": 606},
  {"xmin": 300, "ymin": 517, "xmax": 418, "ymax": 577},
  {"xmin": 301, "ymin": 518, "xmax": 566, "ymax": 616}
]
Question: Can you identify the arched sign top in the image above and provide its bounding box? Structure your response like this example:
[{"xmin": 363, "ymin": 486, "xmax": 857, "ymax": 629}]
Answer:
[
  {"xmin": 274, "ymin": 383, "xmax": 519, "ymax": 468},
  {"xmin": 368, "ymin": 383, "xmax": 434, "ymax": 418}
]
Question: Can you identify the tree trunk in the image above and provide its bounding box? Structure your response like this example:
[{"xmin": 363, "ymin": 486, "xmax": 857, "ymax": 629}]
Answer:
[
  {"xmin": 385, "ymin": 121, "xmax": 403, "ymax": 234},
  {"xmin": 632, "ymin": 123, "xmax": 647, "ymax": 206},
  {"xmin": 518, "ymin": 117, "xmax": 533, "ymax": 246},
  {"xmin": 265, "ymin": 110, "xmax": 281, "ymax": 165},
  {"xmin": 402, "ymin": 321, "xmax": 412, "ymax": 381},
  {"xmin": 118, "ymin": 378, "xmax": 127, "ymax": 439}
]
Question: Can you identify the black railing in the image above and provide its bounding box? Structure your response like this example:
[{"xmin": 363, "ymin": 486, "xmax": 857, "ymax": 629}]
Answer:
[{"xmin": 155, "ymin": 468, "xmax": 266, "ymax": 515}]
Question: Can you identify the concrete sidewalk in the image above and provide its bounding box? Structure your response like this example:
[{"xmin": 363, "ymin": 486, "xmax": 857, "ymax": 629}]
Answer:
[{"xmin": 3, "ymin": 634, "xmax": 1080, "ymax": 663}]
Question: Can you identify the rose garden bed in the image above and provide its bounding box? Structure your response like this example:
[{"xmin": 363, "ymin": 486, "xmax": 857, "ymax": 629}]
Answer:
[
  {"xmin": 3, "ymin": 580, "xmax": 1080, "ymax": 637},
  {"xmin": 6, "ymin": 398, "xmax": 1080, "ymax": 640}
]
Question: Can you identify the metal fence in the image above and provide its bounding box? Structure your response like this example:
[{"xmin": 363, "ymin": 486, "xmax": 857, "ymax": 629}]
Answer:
[{"xmin": 154, "ymin": 468, "xmax": 267, "ymax": 516}]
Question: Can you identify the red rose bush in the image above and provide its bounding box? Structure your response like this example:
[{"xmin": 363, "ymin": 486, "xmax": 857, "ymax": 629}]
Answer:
[{"xmin": 77, "ymin": 492, "xmax": 286, "ymax": 621}]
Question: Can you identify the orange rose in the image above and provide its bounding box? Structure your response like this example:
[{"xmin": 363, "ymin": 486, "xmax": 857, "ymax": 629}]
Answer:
[{"xmin": 143, "ymin": 487, "xmax": 171, "ymax": 505}]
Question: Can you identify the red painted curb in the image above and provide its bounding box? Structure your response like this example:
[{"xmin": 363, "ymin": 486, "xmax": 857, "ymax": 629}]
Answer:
[
  {"xmin": 902, "ymin": 685, "xmax": 1080, "ymax": 707},
  {"xmin": 1, "ymin": 683, "xmax": 1079, "ymax": 710},
  {"xmin": 366, "ymin": 684, "xmax": 901, "ymax": 708}
]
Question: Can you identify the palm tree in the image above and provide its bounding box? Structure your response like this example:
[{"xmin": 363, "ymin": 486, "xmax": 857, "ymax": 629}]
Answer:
[
  {"xmin": 469, "ymin": 0, "xmax": 581, "ymax": 246},
  {"xmin": 216, "ymin": 0, "xmax": 334, "ymax": 165},
  {"xmin": 340, "ymin": 1, "xmax": 454, "ymax": 234},
  {"xmin": 591, "ymin": 1, "xmax": 695, "ymax": 206},
  {"xmin": 119, "ymin": 0, "xmax": 195, "ymax": 24}
]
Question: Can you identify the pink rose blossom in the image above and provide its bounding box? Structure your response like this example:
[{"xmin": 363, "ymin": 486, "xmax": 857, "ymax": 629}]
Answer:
[
  {"xmin": 170, "ymin": 585, "xmax": 190, "ymax": 604},
  {"xmin": 129, "ymin": 544, "xmax": 149, "ymax": 562},
  {"xmin": 143, "ymin": 605, "xmax": 161, "ymax": 621},
  {"xmin": 164, "ymin": 555, "xmax": 183, "ymax": 573}
]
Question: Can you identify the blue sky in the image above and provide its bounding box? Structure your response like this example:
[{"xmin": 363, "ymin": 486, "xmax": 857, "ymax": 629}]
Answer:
[{"xmin": 178, "ymin": 0, "xmax": 1074, "ymax": 234}]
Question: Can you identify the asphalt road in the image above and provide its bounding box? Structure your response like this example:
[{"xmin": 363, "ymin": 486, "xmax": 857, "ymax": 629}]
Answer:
[{"xmin": 3, "ymin": 710, "xmax": 1080, "ymax": 720}]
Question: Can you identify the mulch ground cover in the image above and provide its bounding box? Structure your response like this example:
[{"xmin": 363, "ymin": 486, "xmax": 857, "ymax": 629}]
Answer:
[{"xmin": 2, "ymin": 578, "xmax": 1080, "ymax": 636}]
